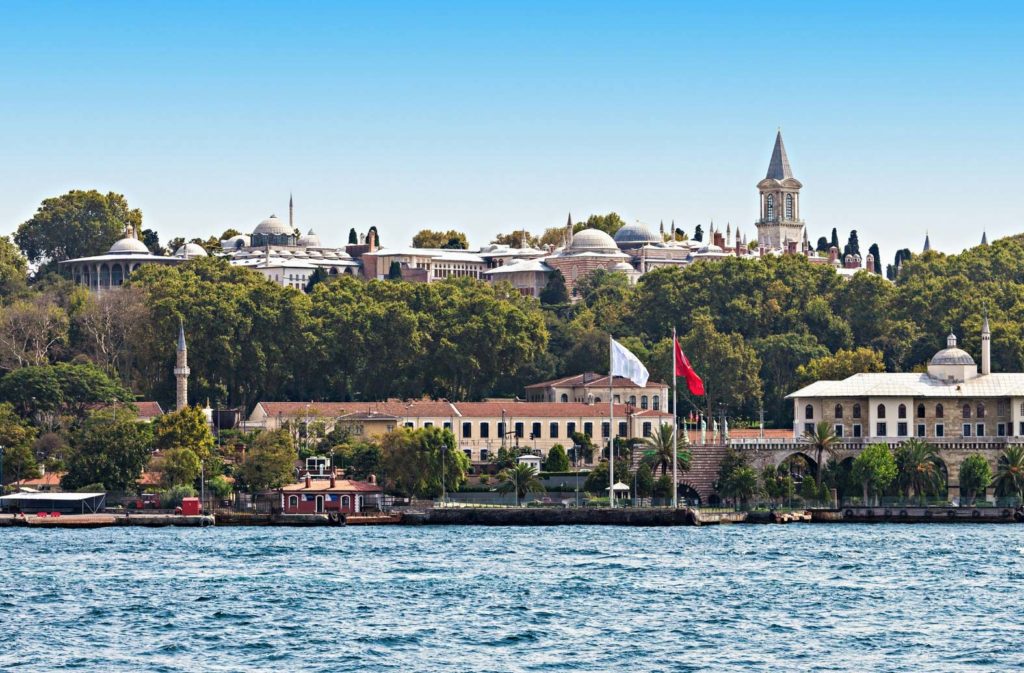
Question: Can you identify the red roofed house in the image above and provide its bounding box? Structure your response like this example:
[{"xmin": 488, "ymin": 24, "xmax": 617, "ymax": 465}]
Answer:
[
  {"xmin": 524, "ymin": 372, "xmax": 669, "ymax": 410},
  {"xmin": 278, "ymin": 472, "xmax": 383, "ymax": 514},
  {"xmin": 14, "ymin": 471, "xmax": 65, "ymax": 493}
]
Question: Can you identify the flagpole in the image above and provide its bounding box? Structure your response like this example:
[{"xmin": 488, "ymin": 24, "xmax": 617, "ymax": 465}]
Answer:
[
  {"xmin": 672, "ymin": 326, "xmax": 678, "ymax": 509},
  {"xmin": 608, "ymin": 334, "xmax": 615, "ymax": 509}
]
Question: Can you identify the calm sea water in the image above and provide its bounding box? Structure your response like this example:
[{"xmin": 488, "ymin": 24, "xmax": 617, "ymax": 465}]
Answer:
[{"xmin": 1, "ymin": 524, "xmax": 1023, "ymax": 672}]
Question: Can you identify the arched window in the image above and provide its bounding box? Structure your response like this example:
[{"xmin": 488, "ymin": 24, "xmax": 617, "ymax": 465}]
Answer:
[
  {"xmin": 652, "ymin": 395, "xmax": 660, "ymax": 411},
  {"xmin": 785, "ymin": 193, "xmax": 794, "ymax": 219},
  {"xmin": 853, "ymin": 404, "xmax": 861, "ymax": 419},
  {"xmin": 805, "ymin": 404, "xmax": 814, "ymax": 420},
  {"xmin": 288, "ymin": 495, "xmax": 298, "ymax": 509},
  {"xmin": 766, "ymin": 194, "xmax": 775, "ymax": 220},
  {"xmin": 560, "ymin": 393, "xmax": 568, "ymax": 403},
  {"xmin": 916, "ymin": 404, "xmax": 926, "ymax": 418},
  {"xmin": 629, "ymin": 395, "xmax": 636, "ymax": 406},
  {"xmin": 962, "ymin": 404, "xmax": 971, "ymax": 419},
  {"xmin": 641, "ymin": 395, "xmax": 649, "ymax": 409},
  {"xmin": 898, "ymin": 404, "xmax": 907, "ymax": 419},
  {"xmin": 834, "ymin": 404, "xmax": 843, "ymax": 419},
  {"xmin": 936, "ymin": 403, "xmax": 944, "ymax": 418},
  {"xmin": 877, "ymin": 404, "xmax": 886, "ymax": 419},
  {"xmin": 341, "ymin": 495, "xmax": 350, "ymax": 509},
  {"xmin": 977, "ymin": 403, "xmax": 985, "ymax": 418}
]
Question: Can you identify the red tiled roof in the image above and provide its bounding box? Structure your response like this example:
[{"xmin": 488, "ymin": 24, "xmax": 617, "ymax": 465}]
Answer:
[
  {"xmin": 280, "ymin": 479, "xmax": 382, "ymax": 493},
  {"xmin": 525, "ymin": 372, "xmax": 666, "ymax": 390},
  {"xmin": 452, "ymin": 401, "xmax": 672, "ymax": 418},
  {"xmin": 257, "ymin": 399, "xmax": 458, "ymax": 419},
  {"xmin": 16, "ymin": 472, "xmax": 64, "ymax": 487}
]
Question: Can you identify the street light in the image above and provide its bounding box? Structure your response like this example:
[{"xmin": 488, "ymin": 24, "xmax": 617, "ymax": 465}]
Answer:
[
  {"xmin": 0, "ymin": 445, "xmax": 5, "ymax": 496},
  {"xmin": 440, "ymin": 443, "xmax": 447, "ymax": 507}
]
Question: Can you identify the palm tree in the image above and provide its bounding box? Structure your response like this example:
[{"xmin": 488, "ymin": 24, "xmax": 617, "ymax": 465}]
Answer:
[
  {"xmin": 992, "ymin": 446, "xmax": 1024, "ymax": 502},
  {"xmin": 642, "ymin": 423, "xmax": 691, "ymax": 477},
  {"xmin": 497, "ymin": 462, "xmax": 545, "ymax": 506},
  {"xmin": 895, "ymin": 439, "xmax": 945, "ymax": 503},
  {"xmin": 802, "ymin": 421, "xmax": 839, "ymax": 488}
]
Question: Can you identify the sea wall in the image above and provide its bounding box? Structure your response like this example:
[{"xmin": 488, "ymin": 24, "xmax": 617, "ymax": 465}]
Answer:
[{"xmin": 402, "ymin": 507, "xmax": 714, "ymax": 526}]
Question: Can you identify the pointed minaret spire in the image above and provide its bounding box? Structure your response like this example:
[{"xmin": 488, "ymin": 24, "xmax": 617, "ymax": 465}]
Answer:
[
  {"xmin": 923, "ymin": 231, "xmax": 931, "ymax": 252},
  {"xmin": 565, "ymin": 212, "xmax": 574, "ymax": 247},
  {"xmin": 982, "ymin": 307, "xmax": 992, "ymax": 375},
  {"xmin": 981, "ymin": 230, "xmax": 989, "ymax": 246},
  {"xmin": 174, "ymin": 320, "xmax": 190, "ymax": 411},
  {"xmin": 289, "ymin": 193, "xmax": 294, "ymax": 230},
  {"xmin": 765, "ymin": 129, "xmax": 794, "ymax": 180}
]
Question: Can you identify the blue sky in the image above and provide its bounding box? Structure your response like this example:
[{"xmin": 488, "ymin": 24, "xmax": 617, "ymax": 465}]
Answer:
[{"xmin": 1, "ymin": 1, "xmax": 1022, "ymax": 260}]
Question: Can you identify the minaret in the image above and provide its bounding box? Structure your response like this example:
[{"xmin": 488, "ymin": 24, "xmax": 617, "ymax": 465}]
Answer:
[
  {"xmin": 982, "ymin": 312, "xmax": 991, "ymax": 375},
  {"xmin": 174, "ymin": 321, "xmax": 190, "ymax": 411},
  {"xmin": 923, "ymin": 232, "xmax": 931, "ymax": 252},
  {"xmin": 565, "ymin": 212, "xmax": 574, "ymax": 247},
  {"xmin": 981, "ymin": 231, "xmax": 988, "ymax": 246},
  {"xmin": 289, "ymin": 193, "xmax": 294, "ymax": 230}
]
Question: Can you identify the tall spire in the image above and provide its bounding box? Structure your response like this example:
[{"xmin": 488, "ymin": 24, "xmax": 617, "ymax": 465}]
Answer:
[
  {"xmin": 981, "ymin": 230, "xmax": 989, "ymax": 246},
  {"xmin": 289, "ymin": 193, "xmax": 294, "ymax": 229},
  {"xmin": 765, "ymin": 129, "xmax": 794, "ymax": 180},
  {"xmin": 177, "ymin": 319, "xmax": 186, "ymax": 352},
  {"xmin": 174, "ymin": 320, "xmax": 190, "ymax": 411},
  {"xmin": 923, "ymin": 231, "xmax": 931, "ymax": 252}
]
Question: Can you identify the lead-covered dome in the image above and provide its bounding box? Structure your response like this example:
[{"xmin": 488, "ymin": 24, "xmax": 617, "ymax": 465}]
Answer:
[
  {"xmin": 569, "ymin": 228, "xmax": 619, "ymax": 253},
  {"xmin": 297, "ymin": 229, "xmax": 322, "ymax": 247},
  {"xmin": 930, "ymin": 332, "xmax": 975, "ymax": 366},
  {"xmin": 108, "ymin": 237, "xmax": 151, "ymax": 255},
  {"xmin": 253, "ymin": 214, "xmax": 291, "ymax": 237},
  {"xmin": 174, "ymin": 243, "xmax": 208, "ymax": 258},
  {"xmin": 614, "ymin": 222, "xmax": 660, "ymax": 248}
]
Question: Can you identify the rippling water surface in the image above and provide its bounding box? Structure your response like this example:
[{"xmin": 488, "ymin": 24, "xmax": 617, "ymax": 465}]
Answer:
[{"xmin": 2, "ymin": 524, "xmax": 1023, "ymax": 672}]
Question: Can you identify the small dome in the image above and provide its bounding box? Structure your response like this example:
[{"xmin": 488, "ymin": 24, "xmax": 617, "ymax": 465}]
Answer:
[
  {"xmin": 108, "ymin": 237, "xmax": 151, "ymax": 255},
  {"xmin": 930, "ymin": 348, "xmax": 975, "ymax": 366},
  {"xmin": 174, "ymin": 243, "xmax": 208, "ymax": 258},
  {"xmin": 569, "ymin": 228, "xmax": 619, "ymax": 253},
  {"xmin": 253, "ymin": 214, "xmax": 292, "ymax": 237},
  {"xmin": 696, "ymin": 243, "xmax": 724, "ymax": 254},
  {"xmin": 611, "ymin": 262, "xmax": 634, "ymax": 272},
  {"xmin": 297, "ymin": 229, "xmax": 322, "ymax": 247},
  {"xmin": 614, "ymin": 222, "xmax": 660, "ymax": 247}
]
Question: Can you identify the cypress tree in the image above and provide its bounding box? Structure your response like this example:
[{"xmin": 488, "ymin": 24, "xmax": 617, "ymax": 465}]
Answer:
[
  {"xmin": 830, "ymin": 228, "xmax": 840, "ymax": 250},
  {"xmin": 693, "ymin": 224, "xmax": 704, "ymax": 242},
  {"xmin": 816, "ymin": 236, "xmax": 829, "ymax": 252},
  {"xmin": 387, "ymin": 260, "xmax": 402, "ymax": 280},
  {"xmin": 868, "ymin": 243, "xmax": 881, "ymax": 274},
  {"xmin": 348, "ymin": 228, "xmax": 358, "ymax": 245}
]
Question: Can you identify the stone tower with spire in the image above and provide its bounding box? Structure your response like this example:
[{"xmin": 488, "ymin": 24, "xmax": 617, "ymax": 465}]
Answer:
[
  {"xmin": 755, "ymin": 130, "xmax": 805, "ymax": 250},
  {"xmin": 174, "ymin": 321, "xmax": 190, "ymax": 411}
]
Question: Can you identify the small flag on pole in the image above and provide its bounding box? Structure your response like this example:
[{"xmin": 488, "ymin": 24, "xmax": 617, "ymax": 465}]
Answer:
[
  {"xmin": 610, "ymin": 338, "xmax": 650, "ymax": 387},
  {"xmin": 674, "ymin": 338, "xmax": 705, "ymax": 396}
]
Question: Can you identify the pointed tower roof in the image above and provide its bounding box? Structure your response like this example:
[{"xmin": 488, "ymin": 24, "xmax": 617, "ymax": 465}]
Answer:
[
  {"xmin": 765, "ymin": 130, "xmax": 794, "ymax": 180},
  {"xmin": 981, "ymin": 231, "xmax": 989, "ymax": 246},
  {"xmin": 923, "ymin": 232, "xmax": 931, "ymax": 252},
  {"xmin": 177, "ymin": 320, "xmax": 187, "ymax": 352}
]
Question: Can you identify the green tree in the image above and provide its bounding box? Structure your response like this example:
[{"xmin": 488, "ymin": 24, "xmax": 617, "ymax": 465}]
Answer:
[
  {"xmin": 153, "ymin": 406, "xmax": 215, "ymax": 461},
  {"xmin": 332, "ymin": 440, "xmax": 383, "ymax": 480},
  {"xmin": 715, "ymin": 448, "xmax": 758, "ymax": 505},
  {"xmin": 236, "ymin": 429, "xmax": 296, "ymax": 494},
  {"xmin": 492, "ymin": 231, "xmax": 539, "ymax": 248},
  {"xmin": 678, "ymin": 311, "xmax": 762, "ymax": 420},
  {"xmin": 693, "ymin": 224, "xmax": 703, "ymax": 242},
  {"xmin": 584, "ymin": 461, "xmax": 609, "ymax": 494},
  {"xmin": 830, "ymin": 227, "xmax": 840, "ymax": 251},
  {"xmin": 305, "ymin": 267, "xmax": 329, "ymax": 293},
  {"xmin": 0, "ymin": 362, "xmax": 133, "ymax": 428},
  {"xmin": 796, "ymin": 347, "xmax": 885, "ymax": 386},
  {"xmin": 543, "ymin": 444, "xmax": 570, "ymax": 472},
  {"xmin": 380, "ymin": 427, "xmax": 468, "ymax": 498},
  {"xmin": 62, "ymin": 407, "xmax": 153, "ymax": 492},
  {"xmin": 992, "ymin": 446, "xmax": 1024, "ymax": 501},
  {"xmin": 387, "ymin": 261, "xmax": 402, "ymax": 280},
  {"xmin": 851, "ymin": 443, "xmax": 897, "ymax": 505},
  {"xmin": 208, "ymin": 474, "xmax": 233, "ymax": 499},
  {"xmin": 843, "ymin": 230, "xmax": 861, "ymax": 258},
  {"xmin": 15, "ymin": 190, "xmax": 142, "ymax": 266},
  {"xmin": 802, "ymin": 421, "xmax": 839, "ymax": 488},
  {"xmin": 411, "ymin": 229, "xmax": 469, "ymax": 249},
  {"xmin": 0, "ymin": 402, "xmax": 39, "ymax": 486},
  {"xmin": 868, "ymin": 243, "xmax": 882, "ymax": 274},
  {"xmin": 635, "ymin": 463, "xmax": 654, "ymax": 499},
  {"xmin": 156, "ymin": 446, "xmax": 201, "ymax": 488},
  {"xmin": 497, "ymin": 462, "xmax": 545, "ymax": 505},
  {"xmin": 348, "ymin": 228, "xmax": 358, "ymax": 245},
  {"xmin": 0, "ymin": 236, "xmax": 28, "ymax": 297},
  {"xmin": 539, "ymin": 269, "xmax": 569, "ymax": 305},
  {"xmin": 958, "ymin": 454, "xmax": 991, "ymax": 505},
  {"xmin": 141, "ymin": 228, "xmax": 163, "ymax": 255},
  {"xmin": 573, "ymin": 213, "xmax": 626, "ymax": 236},
  {"xmin": 641, "ymin": 423, "xmax": 690, "ymax": 477},
  {"xmin": 893, "ymin": 439, "xmax": 945, "ymax": 502},
  {"xmin": 0, "ymin": 295, "xmax": 70, "ymax": 370}
]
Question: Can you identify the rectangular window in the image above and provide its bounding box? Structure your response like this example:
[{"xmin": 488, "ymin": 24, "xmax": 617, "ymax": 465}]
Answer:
[
  {"xmin": 804, "ymin": 423, "xmax": 815, "ymax": 434},
  {"xmin": 834, "ymin": 424, "xmax": 843, "ymax": 437},
  {"xmin": 404, "ymin": 422, "xmax": 414, "ymax": 429},
  {"xmin": 897, "ymin": 422, "xmax": 908, "ymax": 437},
  {"xmin": 976, "ymin": 423, "xmax": 985, "ymax": 437},
  {"xmin": 532, "ymin": 422, "xmax": 542, "ymax": 439},
  {"xmin": 567, "ymin": 422, "xmax": 576, "ymax": 436},
  {"xmin": 852, "ymin": 424, "xmax": 862, "ymax": 438},
  {"xmin": 443, "ymin": 421, "xmax": 451, "ymax": 431},
  {"xmin": 601, "ymin": 422, "xmax": 610, "ymax": 438},
  {"xmin": 549, "ymin": 422, "xmax": 559, "ymax": 439},
  {"xmin": 643, "ymin": 422, "xmax": 652, "ymax": 437},
  {"xmin": 424, "ymin": 422, "xmax": 433, "ymax": 428},
  {"xmin": 916, "ymin": 424, "xmax": 926, "ymax": 438},
  {"xmin": 997, "ymin": 423, "xmax": 1006, "ymax": 437},
  {"xmin": 480, "ymin": 449, "xmax": 489, "ymax": 461},
  {"xmin": 584, "ymin": 422, "xmax": 593, "ymax": 438},
  {"xmin": 613, "ymin": 395, "xmax": 621, "ymax": 404},
  {"xmin": 876, "ymin": 422, "xmax": 887, "ymax": 437},
  {"xmin": 935, "ymin": 423, "xmax": 944, "ymax": 437},
  {"xmin": 515, "ymin": 422, "xmax": 524, "ymax": 439},
  {"xmin": 497, "ymin": 422, "xmax": 505, "ymax": 438},
  {"xmin": 962, "ymin": 424, "xmax": 971, "ymax": 437},
  {"xmin": 462, "ymin": 422, "xmax": 472, "ymax": 438},
  {"xmin": 618, "ymin": 421, "xmax": 627, "ymax": 437},
  {"xmin": 463, "ymin": 449, "xmax": 472, "ymax": 460},
  {"xmin": 480, "ymin": 422, "xmax": 490, "ymax": 439}
]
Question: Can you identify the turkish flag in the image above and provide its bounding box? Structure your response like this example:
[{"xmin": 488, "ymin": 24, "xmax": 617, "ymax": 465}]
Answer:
[{"xmin": 674, "ymin": 338, "xmax": 705, "ymax": 396}]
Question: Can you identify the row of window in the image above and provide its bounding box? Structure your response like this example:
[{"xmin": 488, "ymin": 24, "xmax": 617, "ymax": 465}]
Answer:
[
  {"xmin": 558, "ymin": 393, "xmax": 661, "ymax": 410},
  {"xmin": 460, "ymin": 420, "xmax": 655, "ymax": 440},
  {"xmin": 804, "ymin": 422, "xmax": 1020, "ymax": 438},
  {"xmin": 764, "ymin": 193, "xmax": 795, "ymax": 221},
  {"xmin": 808, "ymin": 402, "xmax": 998, "ymax": 421}
]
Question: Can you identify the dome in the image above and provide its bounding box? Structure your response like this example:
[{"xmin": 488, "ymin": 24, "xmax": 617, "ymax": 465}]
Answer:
[
  {"xmin": 108, "ymin": 237, "xmax": 151, "ymax": 255},
  {"xmin": 174, "ymin": 243, "xmax": 208, "ymax": 258},
  {"xmin": 252, "ymin": 214, "xmax": 292, "ymax": 237},
  {"xmin": 297, "ymin": 229, "xmax": 322, "ymax": 247},
  {"xmin": 614, "ymin": 222, "xmax": 660, "ymax": 247},
  {"xmin": 696, "ymin": 243, "xmax": 724, "ymax": 254},
  {"xmin": 611, "ymin": 262, "xmax": 634, "ymax": 272},
  {"xmin": 569, "ymin": 228, "xmax": 618, "ymax": 253},
  {"xmin": 930, "ymin": 348, "xmax": 975, "ymax": 366}
]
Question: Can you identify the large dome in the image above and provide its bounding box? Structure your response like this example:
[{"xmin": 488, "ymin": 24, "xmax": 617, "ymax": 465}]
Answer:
[
  {"xmin": 174, "ymin": 243, "xmax": 208, "ymax": 258},
  {"xmin": 253, "ymin": 214, "xmax": 292, "ymax": 237},
  {"xmin": 930, "ymin": 347, "xmax": 975, "ymax": 366},
  {"xmin": 108, "ymin": 237, "xmax": 151, "ymax": 255},
  {"xmin": 614, "ymin": 222, "xmax": 660, "ymax": 247},
  {"xmin": 569, "ymin": 228, "xmax": 619, "ymax": 253}
]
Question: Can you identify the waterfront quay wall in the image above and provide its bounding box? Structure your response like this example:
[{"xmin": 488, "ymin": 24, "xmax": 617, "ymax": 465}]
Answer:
[
  {"xmin": 817, "ymin": 506, "xmax": 1022, "ymax": 524},
  {"xmin": 401, "ymin": 507, "xmax": 745, "ymax": 526}
]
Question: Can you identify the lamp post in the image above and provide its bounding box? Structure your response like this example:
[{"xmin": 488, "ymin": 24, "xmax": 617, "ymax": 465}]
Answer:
[
  {"xmin": 440, "ymin": 443, "xmax": 447, "ymax": 507},
  {"xmin": 0, "ymin": 445, "xmax": 5, "ymax": 496}
]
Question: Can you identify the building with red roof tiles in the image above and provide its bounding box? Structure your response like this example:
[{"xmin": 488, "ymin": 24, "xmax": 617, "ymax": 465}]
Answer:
[
  {"xmin": 524, "ymin": 371, "xmax": 668, "ymax": 409},
  {"xmin": 278, "ymin": 473, "xmax": 382, "ymax": 514},
  {"xmin": 14, "ymin": 471, "xmax": 65, "ymax": 493}
]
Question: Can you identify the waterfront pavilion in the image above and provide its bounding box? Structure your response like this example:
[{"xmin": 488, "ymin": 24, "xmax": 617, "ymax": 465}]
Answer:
[{"xmin": 0, "ymin": 492, "xmax": 107, "ymax": 514}]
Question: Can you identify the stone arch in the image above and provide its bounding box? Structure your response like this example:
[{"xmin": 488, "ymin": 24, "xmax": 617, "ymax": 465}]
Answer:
[
  {"xmin": 677, "ymin": 483, "xmax": 702, "ymax": 506},
  {"xmin": 778, "ymin": 452, "xmax": 817, "ymax": 480}
]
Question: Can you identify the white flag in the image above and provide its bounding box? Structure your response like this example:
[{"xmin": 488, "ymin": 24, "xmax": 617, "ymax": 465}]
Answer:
[{"xmin": 610, "ymin": 338, "xmax": 650, "ymax": 387}]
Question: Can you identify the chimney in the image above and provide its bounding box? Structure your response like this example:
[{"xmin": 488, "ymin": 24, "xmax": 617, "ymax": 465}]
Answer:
[
  {"xmin": 329, "ymin": 471, "xmax": 336, "ymax": 488},
  {"xmin": 982, "ymin": 314, "xmax": 991, "ymax": 375},
  {"xmin": 368, "ymin": 474, "xmax": 377, "ymax": 485},
  {"xmin": 304, "ymin": 474, "xmax": 311, "ymax": 489}
]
